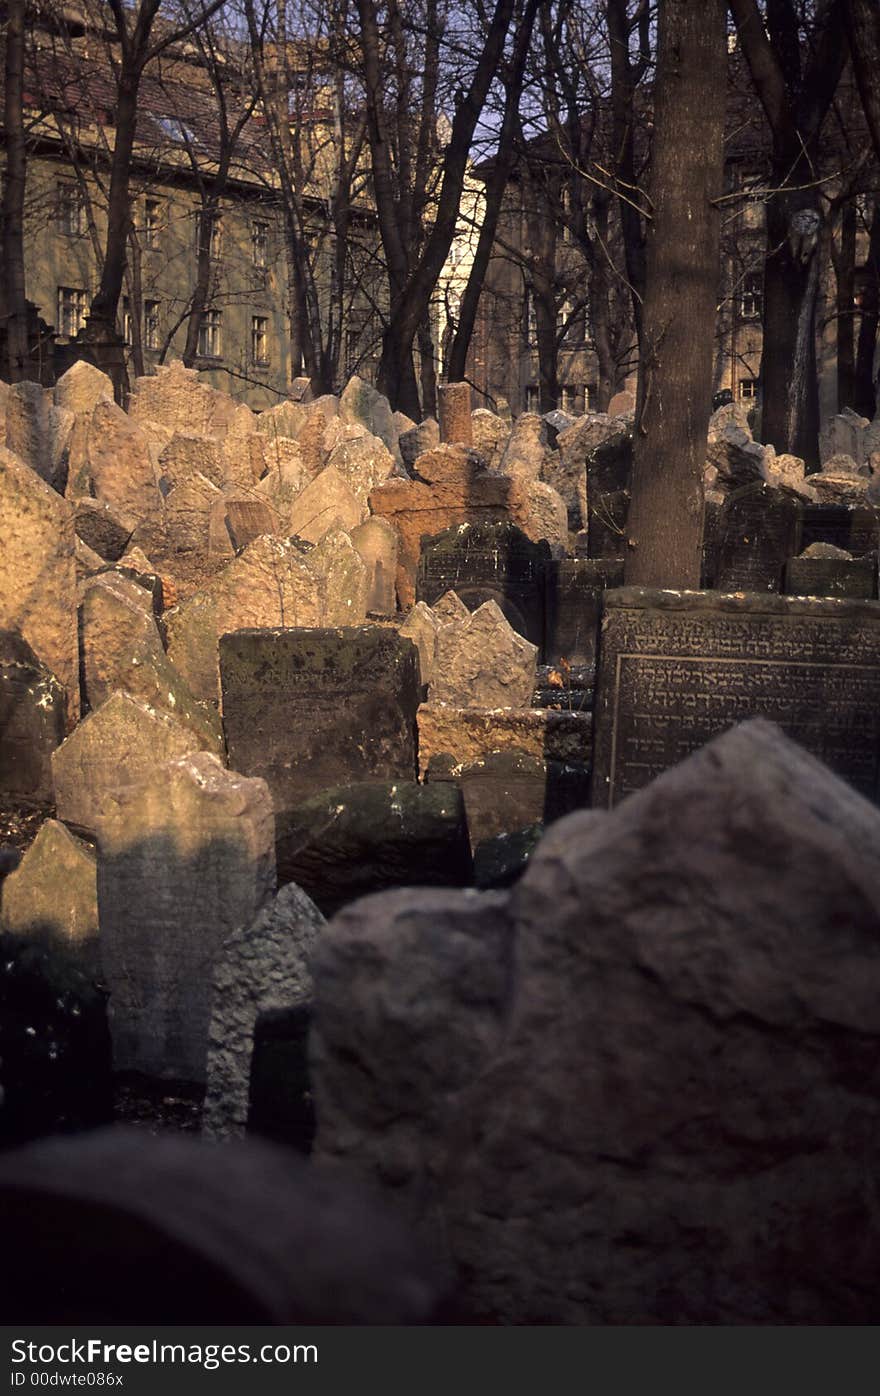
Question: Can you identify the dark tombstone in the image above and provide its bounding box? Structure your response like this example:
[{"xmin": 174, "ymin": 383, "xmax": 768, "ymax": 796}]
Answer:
[
  {"xmin": 416, "ymin": 521, "xmax": 550, "ymax": 648},
  {"xmin": 0, "ymin": 631, "xmax": 66, "ymax": 811},
  {"xmin": 800, "ymin": 503, "xmax": 878, "ymax": 557},
  {"xmin": 275, "ymin": 780, "xmax": 473, "ymax": 915},
  {"xmin": 701, "ymin": 497, "xmax": 723, "ymax": 587},
  {"xmin": 592, "ymin": 587, "xmax": 880, "ymax": 807},
  {"xmin": 427, "ymin": 750, "xmax": 590, "ymax": 848},
  {"xmin": 543, "ymin": 557, "xmax": 624, "ymax": 668},
  {"xmin": 713, "ymin": 482, "xmax": 802, "ymax": 593},
  {"xmin": 221, "ymin": 627, "xmax": 421, "ymax": 811},
  {"xmin": 586, "ymin": 431, "xmax": 632, "ymax": 559},
  {"xmin": 785, "ymin": 553, "xmax": 876, "ymax": 600}
]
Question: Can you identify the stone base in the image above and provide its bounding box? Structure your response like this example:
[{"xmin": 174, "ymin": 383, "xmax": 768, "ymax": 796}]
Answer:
[{"xmin": 417, "ymin": 702, "xmax": 592, "ymax": 778}]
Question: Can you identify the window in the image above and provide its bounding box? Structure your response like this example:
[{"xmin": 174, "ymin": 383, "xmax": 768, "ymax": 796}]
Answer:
[
  {"xmin": 122, "ymin": 296, "xmax": 133, "ymax": 347},
  {"xmin": 251, "ymin": 314, "xmax": 269, "ymax": 366},
  {"xmin": 560, "ymin": 385, "xmax": 580, "ymax": 413},
  {"xmin": 57, "ymin": 182, "xmax": 85, "ymax": 236},
  {"xmin": 252, "ymin": 220, "xmax": 269, "ymax": 268},
  {"xmin": 561, "ymin": 186, "xmax": 573, "ymax": 245},
  {"xmin": 525, "ymin": 385, "xmax": 539, "ymax": 412},
  {"xmin": 739, "ymin": 271, "xmax": 763, "ymax": 320},
  {"xmin": 195, "ymin": 213, "xmax": 222, "ymax": 260},
  {"xmin": 57, "ymin": 286, "xmax": 88, "ymax": 338},
  {"xmin": 198, "ymin": 308, "xmax": 222, "ymax": 358},
  {"xmin": 525, "ymin": 289, "xmax": 537, "ymax": 348},
  {"xmin": 144, "ymin": 300, "xmax": 160, "ymax": 351},
  {"xmin": 144, "ymin": 198, "xmax": 161, "ymax": 249},
  {"xmin": 738, "ymin": 377, "xmax": 758, "ymax": 401}
]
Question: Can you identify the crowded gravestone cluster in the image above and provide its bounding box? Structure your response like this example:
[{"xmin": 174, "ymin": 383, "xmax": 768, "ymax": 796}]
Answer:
[{"xmin": 4, "ymin": 362, "xmax": 880, "ymax": 1322}]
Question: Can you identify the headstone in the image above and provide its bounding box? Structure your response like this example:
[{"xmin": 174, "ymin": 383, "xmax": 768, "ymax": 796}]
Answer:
[
  {"xmin": 785, "ymin": 550, "xmax": 876, "ymax": 600},
  {"xmin": 351, "ymin": 516, "xmax": 399, "ymax": 615},
  {"xmin": 607, "ymin": 389, "xmax": 636, "ymax": 416},
  {"xmin": 713, "ymin": 482, "xmax": 802, "ymax": 593},
  {"xmin": 427, "ymin": 749, "xmax": 590, "ymax": 848},
  {"xmin": 288, "ymin": 465, "xmax": 366, "ymax": 543},
  {"xmin": 96, "ymin": 751, "xmax": 275, "ymax": 1081},
  {"xmin": 128, "ymin": 360, "xmax": 234, "ymax": 438},
  {"xmin": 202, "ymin": 883, "xmax": 325, "ymax": 1141},
  {"xmin": 339, "ymin": 375, "xmax": 398, "ymax": 458},
  {"xmin": 819, "ymin": 407, "xmax": 869, "ymax": 466},
  {"xmin": 552, "ymin": 413, "xmax": 629, "ymax": 532},
  {"xmin": 0, "ymin": 632, "xmax": 66, "ymax": 810},
  {"xmin": 585, "ymin": 427, "xmax": 633, "ymax": 557},
  {"xmin": 0, "ymin": 447, "xmax": 78, "ymax": 727},
  {"xmin": 801, "ymin": 503, "xmax": 878, "ymax": 556},
  {"xmin": 497, "ymin": 412, "xmax": 547, "ymax": 482},
  {"xmin": 81, "ymin": 401, "xmax": 162, "ymax": 524},
  {"xmin": 222, "ymin": 494, "xmax": 281, "ymax": 551},
  {"xmin": 311, "ymin": 719, "xmax": 880, "ymax": 1323},
  {"xmin": 305, "ymin": 528, "xmax": 370, "ymax": 626},
  {"xmin": 470, "ymin": 408, "xmax": 509, "ymax": 471},
  {"xmin": 417, "ymin": 702, "xmax": 592, "ymax": 776},
  {"xmin": 398, "ymin": 418, "xmax": 439, "ymax": 470},
  {"xmin": 1, "ymin": 820, "xmax": 99, "ymax": 974},
  {"xmin": 431, "ymin": 600, "xmax": 537, "ymax": 709},
  {"xmin": 437, "ymin": 382, "xmax": 473, "ymax": 445},
  {"xmin": 157, "ymin": 432, "xmax": 225, "ymax": 493},
  {"xmin": 5, "ymin": 382, "xmax": 52, "ymax": 485},
  {"xmin": 398, "ymin": 601, "xmax": 441, "ymax": 685},
  {"xmin": 52, "ymin": 692, "xmax": 203, "ymax": 836},
  {"xmin": 416, "ymin": 521, "xmax": 550, "ymax": 648},
  {"xmin": 517, "ymin": 478, "xmax": 568, "ymax": 551},
  {"xmin": 0, "ymin": 1128, "xmax": 439, "ymax": 1323},
  {"xmin": 326, "ymin": 431, "xmax": 396, "ymax": 505},
  {"xmin": 592, "ymin": 587, "xmax": 880, "ymax": 807},
  {"xmin": 165, "ymin": 535, "xmax": 324, "ymax": 707},
  {"xmin": 543, "ymin": 557, "xmax": 624, "ymax": 668},
  {"xmin": 220, "ymin": 627, "xmax": 420, "ymax": 812},
  {"xmin": 275, "ymin": 781, "xmax": 473, "ymax": 915},
  {"xmin": 53, "ymin": 360, "xmax": 113, "ymax": 417},
  {"xmin": 74, "ymin": 498, "xmax": 134, "ymax": 561}
]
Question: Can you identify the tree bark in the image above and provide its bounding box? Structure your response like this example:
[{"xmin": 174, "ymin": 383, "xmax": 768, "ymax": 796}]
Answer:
[
  {"xmin": 835, "ymin": 200, "xmax": 857, "ymax": 412},
  {"xmin": 854, "ymin": 201, "xmax": 880, "ymax": 420},
  {"xmin": 624, "ymin": 0, "xmax": 726, "ymax": 590},
  {"xmin": 2, "ymin": 0, "xmax": 29, "ymax": 382}
]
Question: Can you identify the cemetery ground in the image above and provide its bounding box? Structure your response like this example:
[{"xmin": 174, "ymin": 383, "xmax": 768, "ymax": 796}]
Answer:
[{"xmin": 4, "ymin": 363, "xmax": 880, "ymax": 1322}]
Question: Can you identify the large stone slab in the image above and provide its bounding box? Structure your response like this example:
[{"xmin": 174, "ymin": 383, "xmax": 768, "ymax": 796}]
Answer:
[
  {"xmin": 96, "ymin": 752, "xmax": 275, "ymax": 1082},
  {"xmin": 0, "ymin": 632, "xmax": 67, "ymax": 809},
  {"xmin": 713, "ymin": 483, "xmax": 803, "ymax": 593},
  {"xmin": 220, "ymin": 627, "xmax": 420, "ymax": 811},
  {"xmin": 416, "ymin": 521, "xmax": 550, "ymax": 647},
  {"xmin": 52, "ymin": 692, "xmax": 203, "ymax": 836},
  {"xmin": 310, "ymin": 719, "xmax": 880, "ymax": 1322},
  {"xmin": 0, "ymin": 447, "xmax": 78, "ymax": 726},
  {"xmin": 202, "ymin": 883, "xmax": 325, "ymax": 1141},
  {"xmin": 592, "ymin": 587, "xmax": 880, "ymax": 807}
]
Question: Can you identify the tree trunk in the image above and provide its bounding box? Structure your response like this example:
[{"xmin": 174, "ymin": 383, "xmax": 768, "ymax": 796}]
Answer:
[
  {"xmin": 2, "ymin": 0, "xmax": 28, "ymax": 382},
  {"xmin": 854, "ymin": 201, "xmax": 880, "ymax": 420},
  {"xmin": 182, "ymin": 208, "xmax": 216, "ymax": 367},
  {"xmin": 624, "ymin": 0, "xmax": 726, "ymax": 590},
  {"xmin": 835, "ymin": 200, "xmax": 857, "ymax": 412}
]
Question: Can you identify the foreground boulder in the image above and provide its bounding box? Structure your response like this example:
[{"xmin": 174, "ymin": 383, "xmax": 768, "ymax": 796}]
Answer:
[{"xmin": 311, "ymin": 719, "xmax": 880, "ymax": 1323}]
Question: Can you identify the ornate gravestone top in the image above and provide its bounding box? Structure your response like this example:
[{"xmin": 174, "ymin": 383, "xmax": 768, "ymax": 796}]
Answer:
[{"xmin": 416, "ymin": 520, "xmax": 550, "ymax": 647}]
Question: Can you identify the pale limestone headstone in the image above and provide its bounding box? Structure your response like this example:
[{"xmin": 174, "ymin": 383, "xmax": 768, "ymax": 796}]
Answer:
[
  {"xmin": 128, "ymin": 360, "xmax": 228, "ymax": 437},
  {"xmin": 202, "ymin": 883, "xmax": 325, "ymax": 1139},
  {"xmin": 95, "ymin": 751, "xmax": 276, "ymax": 1082},
  {"xmin": 255, "ymin": 454, "xmax": 310, "ymax": 514},
  {"xmin": 339, "ymin": 375, "xmax": 398, "ymax": 457},
  {"xmin": 326, "ymin": 430, "xmax": 396, "ymax": 505},
  {"xmin": 4, "ymin": 382, "xmax": 52, "ymax": 484},
  {"xmin": 165, "ymin": 536, "xmax": 325, "ymax": 706},
  {"xmin": 516, "ymin": 479, "xmax": 569, "ymax": 551},
  {"xmin": 52, "ymin": 692, "xmax": 203, "ymax": 834},
  {"xmin": 255, "ymin": 399, "xmax": 309, "ymax": 444},
  {"xmin": 53, "ymin": 360, "xmax": 113, "ymax": 417},
  {"xmin": 79, "ymin": 572, "xmax": 221, "ymax": 749},
  {"xmin": 470, "ymin": 409, "xmax": 509, "ymax": 471},
  {"xmin": 431, "ymin": 599, "xmax": 537, "ymax": 709},
  {"xmin": 84, "ymin": 400, "xmax": 163, "ymax": 523},
  {"xmin": 351, "ymin": 516, "xmax": 399, "ymax": 615},
  {"xmin": 1, "ymin": 819, "xmax": 99, "ymax": 973},
  {"xmin": 162, "ymin": 472, "xmax": 223, "ymax": 555},
  {"xmin": 222, "ymin": 494, "xmax": 281, "ymax": 551},
  {"xmin": 158, "ymin": 432, "xmax": 225, "ymax": 492},
  {"xmin": 498, "ymin": 412, "xmax": 548, "ymax": 482},
  {"xmin": 288, "ymin": 465, "xmax": 367, "ymax": 543},
  {"xmin": 398, "ymin": 418, "xmax": 439, "ymax": 470},
  {"xmin": 0, "ymin": 446, "xmax": 78, "ymax": 726},
  {"xmin": 433, "ymin": 590, "xmax": 470, "ymax": 623},
  {"xmin": 398, "ymin": 602, "xmax": 440, "ymax": 686},
  {"xmin": 306, "ymin": 529, "xmax": 370, "ymax": 626}
]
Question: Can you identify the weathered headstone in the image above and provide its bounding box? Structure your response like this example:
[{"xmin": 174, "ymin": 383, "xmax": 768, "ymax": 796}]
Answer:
[
  {"xmin": 81, "ymin": 401, "xmax": 162, "ymax": 524},
  {"xmin": 351, "ymin": 516, "xmax": 399, "ymax": 615},
  {"xmin": 5, "ymin": 382, "xmax": 53, "ymax": 485},
  {"xmin": 305, "ymin": 528, "xmax": 370, "ymax": 626},
  {"xmin": 398, "ymin": 601, "xmax": 440, "ymax": 685},
  {"xmin": 74, "ymin": 498, "xmax": 134, "ymax": 562},
  {"xmin": 543, "ymin": 557, "xmax": 624, "ymax": 668},
  {"xmin": 220, "ymin": 627, "xmax": 420, "ymax": 812},
  {"xmin": 275, "ymin": 781, "xmax": 473, "ymax": 915},
  {"xmin": 1, "ymin": 820, "xmax": 99, "ymax": 973},
  {"xmin": 427, "ymin": 749, "xmax": 590, "ymax": 849},
  {"xmin": 713, "ymin": 482, "xmax": 802, "ymax": 593},
  {"xmin": 497, "ymin": 412, "xmax": 547, "ymax": 482},
  {"xmin": 96, "ymin": 752, "xmax": 275, "ymax": 1082},
  {"xmin": 592, "ymin": 587, "xmax": 880, "ymax": 806},
  {"xmin": 202, "ymin": 883, "xmax": 325, "ymax": 1141},
  {"xmin": 0, "ymin": 632, "xmax": 66, "ymax": 809},
  {"xmin": 52, "ymin": 692, "xmax": 202, "ymax": 835},
  {"xmin": 326, "ymin": 430, "xmax": 396, "ymax": 504},
  {"xmin": 431, "ymin": 600, "xmax": 538, "ymax": 709},
  {"xmin": 801, "ymin": 503, "xmax": 878, "ymax": 556},
  {"xmin": 437, "ymin": 382, "xmax": 473, "ymax": 445},
  {"xmin": 0, "ymin": 447, "xmax": 78, "ymax": 726},
  {"xmin": 785, "ymin": 547, "xmax": 876, "ymax": 600},
  {"xmin": 398, "ymin": 418, "xmax": 439, "ymax": 470},
  {"xmin": 339, "ymin": 375, "xmax": 398, "ymax": 458},
  {"xmin": 288, "ymin": 465, "xmax": 366, "ymax": 543},
  {"xmin": 416, "ymin": 521, "xmax": 550, "ymax": 648},
  {"xmin": 470, "ymin": 408, "xmax": 509, "ymax": 471}
]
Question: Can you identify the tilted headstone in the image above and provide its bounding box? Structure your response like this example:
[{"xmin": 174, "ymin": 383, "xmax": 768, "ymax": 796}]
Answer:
[
  {"xmin": 0, "ymin": 447, "xmax": 78, "ymax": 727},
  {"xmin": 416, "ymin": 521, "xmax": 550, "ymax": 648},
  {"xmin": 305, "ymin": 528, "xmax": 370, "ymax": 626},
  {"xmin": 96, "ymin": 751, "xmax": 275, "ymax": 1082},
  {"xmin": 0, "ymin": 820, "xmax": 99, "ymax": 975},
  {"xmin": 592, "ymin": 587, "xmax": 880, "ymax": 807},
  {"xmin": 52, "ymin": 692, "xmax": 203, "ymax": 836},
  {"xmin": 81, "ymin": 400, "xmax": 162, "ymax": 524},
  {"xmin": 202, "ymin": 882, "xmax": 325, "ymax": 1141},
  {"xmin": 339, "ymin": 375, "xmax": 398, "ymax": 459},
  {"xmin": 713, "ymin": 482, "xmax": 802, "ymax": 593},
  {"xmin": 5, "ymin": 382, "xmax": 53, "ymax": 486},
  {"xmin": 398, "ymin": 417, "xmax": 439, "ymax": 470},
  {"xmin": 0, "ymin": 632, "xmax": 66, "ymax": 810},
  {"xmin": 470, "ymin": 408, "xmax": 509, "ymax": 471},
  {"xmin": 288, "ymin": 464, "xmax": 367, "ymax": 543},
  {"xmin": 220, "ymin": 627, "xmax": 420, "ymax": 812},
  {"xmin": 351, "ymin": 516, "xmax": 399, "ymax": 615},
  {"xmin": 398, "ymin": 601, "xmax": 441, "ymax": 685},
  {"xmin": 326, "ymin": 430, "xmax": 396, "ymax": 505}
]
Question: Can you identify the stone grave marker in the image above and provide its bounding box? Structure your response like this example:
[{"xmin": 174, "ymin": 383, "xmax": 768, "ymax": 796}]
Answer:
[
  {"xmin": 96, "ymin": 751, "xmax": 275, "ymax": 1082},
  {"xmin": 800, "ymin": 503, "xmax": 878, "ymax": 557},
  {"xmin": 1, "ymin": 820, "xmax": 99, "ymax": 974},
  {"xmin": 0, "ymin": 632, "xmax": 66, "ymax": 809},
  {"xmin": 220, "ymin": 627, "xmax": 420, "ymax": 812},
  {"xmin": 543, "ymin": 557, "xmax": 624, "ymax": 669},
  {"xmin": 351, "ymin": 516, "xmax": 399, "ymax": 615},
  {"xmin": 713, "ymin": 482, "xmax": 802, "ymax": 593},
  {"xmin": 431, "ymin": 600, "xmax": 537, "ymax": 709},
  {"xmin": 416, "ymin": 520, "xmax": 550, "ymax": 648},
  {"xmin": 592, "ymin": 587, "xmax": 880, "ymax": 807},
  {"xmin": 785, "ymin": 547, "xmax": 876, "ymax": 600}
]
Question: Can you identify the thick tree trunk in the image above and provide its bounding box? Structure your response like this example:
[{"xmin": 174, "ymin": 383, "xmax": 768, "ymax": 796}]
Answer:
[
  {"xmin": 607, "ymin": 0, "xmax": 648, "ymax": 348},
  {"xmin": 836, "ymin": 200, "xmax": 857, "ymax": 412},
  {"xmin": 624, "ymin": 0, "xmax": 726, "ymax": 590},
  {"xmin": 182, "ymin": 208, "xmax": 217, "ymax": 368},
  {"xmin": 854, "ymin": 201, "xmax": 880, "ymax": 420},
  {"xmin": 2, "ymin": 0, "xmax": 29, "ymax": 382}
]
